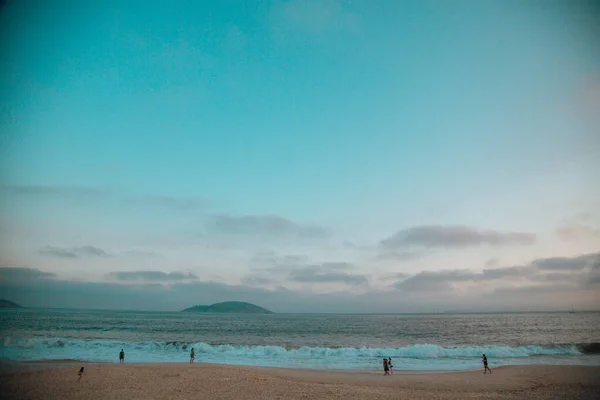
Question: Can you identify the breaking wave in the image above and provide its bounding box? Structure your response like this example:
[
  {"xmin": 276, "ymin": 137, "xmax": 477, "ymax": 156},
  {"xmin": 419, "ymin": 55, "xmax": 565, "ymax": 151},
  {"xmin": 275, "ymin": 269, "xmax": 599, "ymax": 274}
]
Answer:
[{"xmin": 2, "ymin": 337, "xmax": 599, "ymax": 370}]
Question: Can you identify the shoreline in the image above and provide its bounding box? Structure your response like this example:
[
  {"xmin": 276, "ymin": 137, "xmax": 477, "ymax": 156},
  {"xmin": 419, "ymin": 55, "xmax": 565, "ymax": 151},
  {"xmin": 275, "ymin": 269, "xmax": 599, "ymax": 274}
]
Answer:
[
  {"xmin": 1, "ymin": 363, "xmax": 599, "ymax": 399},
  {"xmin": 10, "ymin": 359, "xmax": 472, "ymax": 374},
  {"xmin": 7, "ymin": 357, "xmax": 599, "ymax": 372},
  {"xmin": 5, "ymin": 356, "xmax": 600, "ymax": 369}
]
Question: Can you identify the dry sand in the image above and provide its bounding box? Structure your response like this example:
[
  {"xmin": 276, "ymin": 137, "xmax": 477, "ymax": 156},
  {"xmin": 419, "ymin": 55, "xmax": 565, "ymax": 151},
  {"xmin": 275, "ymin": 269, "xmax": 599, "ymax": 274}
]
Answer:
[{"xmin": 1, "ymin": 362, "xmax": 599, "ymax": 400}]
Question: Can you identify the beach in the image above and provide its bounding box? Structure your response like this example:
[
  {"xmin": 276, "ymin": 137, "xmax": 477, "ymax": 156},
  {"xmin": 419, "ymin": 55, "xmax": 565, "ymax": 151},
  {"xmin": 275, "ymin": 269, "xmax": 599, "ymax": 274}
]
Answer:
[{"xmin": 1, "ymin": 362, "xmax": 599, "ymax": 400}]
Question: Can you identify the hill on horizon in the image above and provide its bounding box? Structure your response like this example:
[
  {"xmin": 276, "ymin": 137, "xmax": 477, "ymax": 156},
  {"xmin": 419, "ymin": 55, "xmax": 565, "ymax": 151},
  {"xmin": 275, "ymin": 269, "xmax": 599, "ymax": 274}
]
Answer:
[
  {"xmin": 0, "ymin": 299, "xmax": 23, "ymax": 308},
  {"xmin": 182, "ymin": 301, "xmax": 273, "ymax": 314}
]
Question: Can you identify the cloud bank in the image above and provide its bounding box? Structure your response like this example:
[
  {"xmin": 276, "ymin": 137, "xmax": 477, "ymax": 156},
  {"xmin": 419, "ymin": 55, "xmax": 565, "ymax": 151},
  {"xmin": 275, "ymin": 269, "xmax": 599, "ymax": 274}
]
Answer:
[
  {"xmin": 1, "ymin": 251, "xmax": 598, "ymax": 312},
  {"xmin": 39, "ymin": 245, "xmax": 110, "ymax": 259},
  {"xmin": 382, "ymin": 225, "xmax": 536, "ymax": 249},
  {"xmin": 107, "ymin": 271, "xmax": 198, "ymax": 282},
  {"xmin": 208, "ymin": 214, "xmax": 328, "ymax": 238},
  {"xmin": 394, "ymin": 252, "xmax": 599, "ymax": 293}
]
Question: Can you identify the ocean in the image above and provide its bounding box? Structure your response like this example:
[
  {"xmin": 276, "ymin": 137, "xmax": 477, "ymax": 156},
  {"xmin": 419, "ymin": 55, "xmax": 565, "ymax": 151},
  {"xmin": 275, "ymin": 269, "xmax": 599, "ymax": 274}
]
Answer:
[{"xmin": 1, "ymin": 309, "xmax": 599, "ymax": 371}]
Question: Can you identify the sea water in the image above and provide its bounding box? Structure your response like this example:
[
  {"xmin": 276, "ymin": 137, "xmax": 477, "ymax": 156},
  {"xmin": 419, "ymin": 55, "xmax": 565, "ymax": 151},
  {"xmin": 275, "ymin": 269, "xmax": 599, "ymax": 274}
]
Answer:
[{"xmin": 1, "ymin": 309, "xmax": 599, "ymax": 371}]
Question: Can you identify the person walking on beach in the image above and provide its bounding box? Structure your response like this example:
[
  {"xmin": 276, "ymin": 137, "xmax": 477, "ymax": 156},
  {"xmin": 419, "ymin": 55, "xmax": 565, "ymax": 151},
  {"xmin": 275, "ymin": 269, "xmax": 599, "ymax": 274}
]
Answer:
[
  {"xmin": 119, "ymin": 349, "xmax": 125, "ymax": 364},
  {"xmin": 383, "ymin": 358, "xmax": 390, "ymax": 376},
  {"xmin": 482, "ymin": 354, "xmax": 491, "ymax": 374},
  {"xmin": 77, "ymin": 367, "xmax": 85, "ymax": 382},
  {"xmin": 190, "ymin": 348, "xmax": 195, "ymax": 364},
  {"xmin": 388, "ymin": 358, "xmax": 394, "ymax": 374}
]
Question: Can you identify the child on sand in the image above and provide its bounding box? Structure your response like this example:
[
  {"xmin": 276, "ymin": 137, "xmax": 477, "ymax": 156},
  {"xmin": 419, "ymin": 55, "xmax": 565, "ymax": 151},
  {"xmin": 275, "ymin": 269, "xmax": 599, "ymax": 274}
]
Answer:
[
  {"xmin": 77, "ymin": 367, "xmax": 85, "ymax": 382},
  {"xmin": 190, "ymin": 348, "xmax": 195, "ymax": 364}
]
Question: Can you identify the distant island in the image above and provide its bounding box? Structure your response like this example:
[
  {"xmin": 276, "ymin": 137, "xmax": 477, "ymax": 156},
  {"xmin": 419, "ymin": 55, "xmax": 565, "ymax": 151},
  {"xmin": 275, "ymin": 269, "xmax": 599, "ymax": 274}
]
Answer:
[
  {"xmin": 182, "ymin": 301, "xmax": 273, "ymax": 314},
  {"xmin": 0, "ymin": 299, "xmax": 23, "ymax": 308}
]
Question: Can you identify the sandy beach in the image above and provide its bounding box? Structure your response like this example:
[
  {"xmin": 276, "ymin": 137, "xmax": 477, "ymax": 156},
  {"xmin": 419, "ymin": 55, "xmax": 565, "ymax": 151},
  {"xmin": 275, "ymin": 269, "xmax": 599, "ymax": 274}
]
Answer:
[{"xmin": 1, "ymin": 362, "xmax": 599, "ymax": 400}]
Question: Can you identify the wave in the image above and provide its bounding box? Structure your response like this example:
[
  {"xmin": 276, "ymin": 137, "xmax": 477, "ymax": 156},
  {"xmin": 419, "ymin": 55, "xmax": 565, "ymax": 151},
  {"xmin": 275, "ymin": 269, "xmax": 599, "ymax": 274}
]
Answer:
[
  {"xmin": 2, "ymin": 337, "xmax": 597, "ymax": 359},
  {"xmin": 577, "ymin": 343, "xmax": 600, "ymax": 355}
]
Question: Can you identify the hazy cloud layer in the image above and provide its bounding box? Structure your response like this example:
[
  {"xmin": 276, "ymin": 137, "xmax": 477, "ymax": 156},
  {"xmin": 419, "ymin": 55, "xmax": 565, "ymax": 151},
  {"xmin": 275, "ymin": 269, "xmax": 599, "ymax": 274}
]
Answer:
[
  {"xmin": 287, "ymin": 262, "xmax": 367, "ymax": 285},
  {"xmin": 381, "ymin": 225, "xmax": 536, "ymax": 249},
  {"xmin": 251, "ymin": 251, "xmax": 309, "ymax": 268},
  {"xmin": 379, "ymin": 272, "xmax": 410, "ymax": 282},
  {"xmin": 246, "ymin": 253, "xmax": 366, "ymax": 286},
  {"xmin": 39, "ymin": 245, "xmax": 110, "ymax": 259},
  {"xmin": 533, "ymin": 253, "xmax": 598, "ymax": 271},
  {"xmin": 556, "ymin": 224, "xmax": 600, "ymax": 241},
  {"xmin": 240, "ymin": 275, "xmax": 275, "ymax": 286},
  {"xmin": 107, "ymin": 271, "xmax": 198, "ymax": 282},
  {"xmin": 376, "ymin": 251, "xmax": 422, "ymax": 262},
  {"xmin": 395, "ymin": 270, "xmax": 475, "ymax": 292},
  {"xmin": 208, "ymin": 214, "xmax": 328, "ymax": 238},
  {"xmin": 38, "ymin": 246, "xmax": 166, "ymax": 260},
  {"xmin": 121, "ymin": 250, "xmax": 165, "ymax": 259},
  {"xmin": 1, "ymin": 263, "xmax": 598, "ymax": 312},
  {"xmin": 394, "ymin": 252, "xmax": 599, "ymax": 293},
  {"xmin": 0, "ymin": 267, "xmax": 57, "ymax": 282},
  {"xmin": 0, "ymin": 271, "xmax": 368, "ymax": 312}
]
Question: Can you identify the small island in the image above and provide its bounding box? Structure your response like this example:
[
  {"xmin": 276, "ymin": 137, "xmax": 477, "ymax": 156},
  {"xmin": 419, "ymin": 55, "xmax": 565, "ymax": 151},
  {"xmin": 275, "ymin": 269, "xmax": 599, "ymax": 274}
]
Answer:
[
  {"xmin": 182, "ymin": 301, "xmax": 273, "ymax": 314},
  {"xmin": 0, "ymin": 299, "xmax": 23, "ymax": 308}
]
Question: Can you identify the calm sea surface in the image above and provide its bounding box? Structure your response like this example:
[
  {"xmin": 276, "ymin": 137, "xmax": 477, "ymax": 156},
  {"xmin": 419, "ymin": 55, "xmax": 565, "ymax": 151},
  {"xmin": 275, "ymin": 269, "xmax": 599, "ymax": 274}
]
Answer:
[{"xmin": 1, "ymin": 309, "xmax": 599, "ymax": 370}]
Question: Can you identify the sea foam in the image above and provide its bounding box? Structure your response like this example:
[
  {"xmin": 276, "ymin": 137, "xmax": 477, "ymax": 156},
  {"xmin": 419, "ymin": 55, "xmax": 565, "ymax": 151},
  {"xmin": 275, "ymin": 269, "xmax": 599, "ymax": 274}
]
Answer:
[{"xmin": 2, "ymin": 337, "xmax": 598, "ymax": 370}]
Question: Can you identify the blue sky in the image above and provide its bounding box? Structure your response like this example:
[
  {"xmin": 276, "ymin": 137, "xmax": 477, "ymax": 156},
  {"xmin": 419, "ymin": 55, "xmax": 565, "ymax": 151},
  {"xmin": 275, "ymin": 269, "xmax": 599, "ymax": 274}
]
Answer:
[{"xmin": 1, "ymin": 0, "xmax": 599, "ymax": 312}]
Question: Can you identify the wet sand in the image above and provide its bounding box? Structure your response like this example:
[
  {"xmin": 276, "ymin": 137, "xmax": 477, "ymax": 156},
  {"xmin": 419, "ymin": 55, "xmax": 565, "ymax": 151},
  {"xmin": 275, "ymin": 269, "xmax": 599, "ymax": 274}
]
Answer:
[{"xmin": 1, "ymin": 362, "xmax": 599, "ymax": 400}]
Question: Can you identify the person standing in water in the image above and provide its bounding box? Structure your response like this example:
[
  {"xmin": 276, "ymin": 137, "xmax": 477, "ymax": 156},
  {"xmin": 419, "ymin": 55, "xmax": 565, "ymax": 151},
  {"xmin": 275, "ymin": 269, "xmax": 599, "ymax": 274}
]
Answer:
[
  {"xmin": 383, "ymin": 358, "xmax": 389, "ymax": 376},
  {"xmin": 119, "ymin": 349, "xmax": 125, "ymax": 364},
  {"xmin": 190, "ymin": 348, "xmax": 195, "ymax": 364},
  {"xmin": 388, "ymin": 358, "xmax": 394, "ymax": 374},
  {"xmin": 482, "ymin": 354, "xmax": 491, "ymax": 374}
]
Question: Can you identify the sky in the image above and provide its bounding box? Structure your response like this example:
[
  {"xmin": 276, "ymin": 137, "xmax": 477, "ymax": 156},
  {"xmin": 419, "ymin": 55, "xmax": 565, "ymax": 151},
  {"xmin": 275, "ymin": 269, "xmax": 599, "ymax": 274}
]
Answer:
[{"xmin": 0, "ymin": 0, "xmax": 599, "ymax": 312}]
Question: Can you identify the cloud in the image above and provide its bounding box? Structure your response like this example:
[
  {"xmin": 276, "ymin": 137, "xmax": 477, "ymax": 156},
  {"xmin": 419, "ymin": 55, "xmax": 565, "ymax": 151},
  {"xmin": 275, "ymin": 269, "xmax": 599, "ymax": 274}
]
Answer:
[
  {"xmin": 556, "ymin": 224, "xmax": 600, "ymax": 241},
  {"xmin": 240, "ymin": 274, "xmax": 275, "ymax": 286},
  {"xmin": 586, "ymin": 270, "xmax": 600, "ymax": 286},
  {"xmin": 342, "ymin": 241, "xmax": 357, "ymax": 248},
  {"xmin": 250, "ymin": 251, "xmax": 309, "ymax": 268},
  {"xmin": 533, "ymin": 253, "xmax": 599, "ymax": 271},
  {"xmin": 38, "ymin": 246, "xmax": 78, "ymax": 259},
  {"xmin": 480, "ymin": 265, "xmax": 536, "ymax": 280},
  {"xmin": 121, "ymin": 250, "xmax": 165, "ymax": 260},
  {"xmin": 490, "ymin": 283, "xmax": 581, "ymax": 296},
  {"xmin": 376, "ymin": 251, "xmax": 421, "ymax": 262},
  {"xmin": 39, "ymin": 246, "xmax": 166, "ymax": 260},
  {"xmin": 0, "ymin": 274, "xmax": 375, "ymax": 312},
  {"xmin": 1, "ymin": 262, "xmax": 598, "ymax": 312},
  {"xmin": 533, "ymin": 272, "xmax": 584, "ymax": 283},
  {"xmin": 208, "ymin": 214, "xmax": 328, "ymax": 238},
  {"xmin": 287, "ymin": 262, "xmax": 368, "ymax": 285},
  {"xmin": 249, "ymin": 253, "xmax": 367, "ymax": 286},
  {"xmin": 39, "ymin": 245, "xmax": 109, "ymax": 259},
  {"xmin": 380, "ymin": 272, "xmax": 410, "ymax": 282},
  {"xmin": 393, "ymin": 252, "xmax": 599, "ymax": 293},
  {"xmin": 107, "ymin": 271, "xmax": 198, "ymax": 282},
  {"xmin": 77, "ymin": 245, "xmax": 109, "ymax": 257},
  {"xmin": 0, "ymin": 267, "xmax": 56, "ymax": 282},
  {"xmin": 395, "ymin": 269, "xmax": 476, "ymax": 292},
  {"xmin": 485, "ymin": 258, "xmax": 500, "ymax": 268},
  {"xmin": 381, "ymin": 225, "xmax": 536, "ymax": 249}
]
